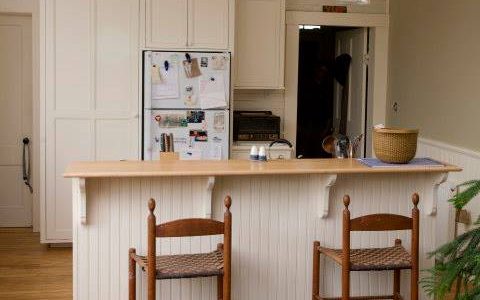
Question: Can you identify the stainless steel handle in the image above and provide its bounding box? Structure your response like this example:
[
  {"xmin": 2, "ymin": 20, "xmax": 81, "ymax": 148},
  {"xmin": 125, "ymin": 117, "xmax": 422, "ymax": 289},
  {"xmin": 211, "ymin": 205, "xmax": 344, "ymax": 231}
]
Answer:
[{"xmin": 22, "ymin": 137, "xmax": 33, "ymax": 193}]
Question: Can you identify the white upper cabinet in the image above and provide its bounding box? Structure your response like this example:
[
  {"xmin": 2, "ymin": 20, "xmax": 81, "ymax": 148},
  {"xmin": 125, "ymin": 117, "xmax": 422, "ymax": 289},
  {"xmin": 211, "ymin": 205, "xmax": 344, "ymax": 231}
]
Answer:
[
  {"xmin": 146, "ymin": 0, "xmax": 188, "ymax": 48},
  {"xmin": 235, "ymin": 0, "xmax": 285, "ymax": 89},
  {"xmin": 188, "ymin": 0, "xmax": 229, "ymax": 49},
  {"xmin": 146, "ymin": 0, "xmax": 231, "ymax": 50}
]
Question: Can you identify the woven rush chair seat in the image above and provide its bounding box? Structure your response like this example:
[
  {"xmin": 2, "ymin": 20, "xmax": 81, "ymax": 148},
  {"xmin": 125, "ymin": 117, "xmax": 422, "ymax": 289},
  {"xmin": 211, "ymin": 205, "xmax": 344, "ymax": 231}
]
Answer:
[
  {"xmin": 318, "ymin": 243, "xmax": 412, "ymax": 271},
  {"xmin": 132, "ymin": 249, "xmax": 224, "ymax": 279}
]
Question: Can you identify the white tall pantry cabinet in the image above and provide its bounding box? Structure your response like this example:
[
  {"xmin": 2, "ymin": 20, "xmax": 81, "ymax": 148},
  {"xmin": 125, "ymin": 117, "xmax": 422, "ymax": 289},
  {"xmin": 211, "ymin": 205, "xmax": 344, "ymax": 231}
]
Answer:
[{"xmin": 41, "ymin": 0, "xmax": 140, "ymax": 242}]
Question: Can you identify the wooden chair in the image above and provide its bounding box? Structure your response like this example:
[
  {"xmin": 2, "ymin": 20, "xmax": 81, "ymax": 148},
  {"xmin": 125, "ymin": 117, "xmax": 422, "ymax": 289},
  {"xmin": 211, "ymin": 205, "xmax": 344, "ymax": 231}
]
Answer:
[
  {"xmin": 312, "ymin": 193, "xmax": 420, "ymax": 300},
  {"xmin": 129, "ymin": 196, "xmax": 232, "ymax": 300}
]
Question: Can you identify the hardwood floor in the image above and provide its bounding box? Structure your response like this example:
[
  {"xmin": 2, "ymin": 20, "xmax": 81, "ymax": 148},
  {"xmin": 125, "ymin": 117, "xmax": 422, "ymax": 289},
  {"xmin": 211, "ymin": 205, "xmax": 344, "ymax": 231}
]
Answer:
[
  {"xmin": 0, "ymin": 227, "xmax": 459, "ymax": 299},
  {"xmin": 0, "ymin": 228, "xmax": 72, "ymax": 299}
]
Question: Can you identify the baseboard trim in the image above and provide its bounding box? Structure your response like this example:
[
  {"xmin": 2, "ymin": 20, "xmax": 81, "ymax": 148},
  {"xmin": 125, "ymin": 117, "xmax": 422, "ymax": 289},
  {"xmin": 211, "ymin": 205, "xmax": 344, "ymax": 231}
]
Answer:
[{"xmin": 48, "ymin": 243, "xmax": 72, "ymax": 248}]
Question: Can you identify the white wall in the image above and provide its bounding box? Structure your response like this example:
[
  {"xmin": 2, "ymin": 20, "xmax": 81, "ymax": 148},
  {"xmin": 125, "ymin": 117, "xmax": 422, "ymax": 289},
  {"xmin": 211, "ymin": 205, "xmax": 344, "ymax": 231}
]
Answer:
[
  {"xmin": 388, "ymin": 0, "xmax": 480, "ymax": 152},
  {"xmin": 388, "ymin": 0, "xmax": 480, "ymax": 234}
]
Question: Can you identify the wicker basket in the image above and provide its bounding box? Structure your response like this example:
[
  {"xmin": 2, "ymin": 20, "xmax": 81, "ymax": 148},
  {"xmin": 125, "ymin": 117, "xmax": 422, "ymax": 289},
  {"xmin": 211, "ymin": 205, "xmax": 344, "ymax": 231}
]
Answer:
[{"xmin": 373, "ymin": 127, "xmax": 419, "ymax": 164}]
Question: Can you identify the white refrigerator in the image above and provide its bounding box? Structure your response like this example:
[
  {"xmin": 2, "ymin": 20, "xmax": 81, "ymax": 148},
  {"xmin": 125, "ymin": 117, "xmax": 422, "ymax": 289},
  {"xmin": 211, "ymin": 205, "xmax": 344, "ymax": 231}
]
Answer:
[{"xmin": 143, "ymin": 51, "xmax": 231, "ymax": 160}]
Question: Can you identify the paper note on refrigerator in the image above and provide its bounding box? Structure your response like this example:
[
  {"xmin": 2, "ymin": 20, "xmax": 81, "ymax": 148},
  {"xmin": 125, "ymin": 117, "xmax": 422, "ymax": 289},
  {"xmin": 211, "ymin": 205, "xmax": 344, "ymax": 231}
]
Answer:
[
  {"xmin": 151, "ymin": 64, "xmax": 162, "ymax": 84},
  {"xmin": 152, "ymin": 62, "xmax": 179, "ymax": 100},
  {"xmin": 198, "ymin": 74, "xmax": 227, "ymax": 109}
]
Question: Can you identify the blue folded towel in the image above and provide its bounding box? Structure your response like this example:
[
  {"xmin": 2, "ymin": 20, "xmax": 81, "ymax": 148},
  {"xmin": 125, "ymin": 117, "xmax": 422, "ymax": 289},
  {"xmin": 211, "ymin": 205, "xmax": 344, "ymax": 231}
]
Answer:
[{"xmin": 358, "ymin": 157, "xmax": 444, "ymax": 168}]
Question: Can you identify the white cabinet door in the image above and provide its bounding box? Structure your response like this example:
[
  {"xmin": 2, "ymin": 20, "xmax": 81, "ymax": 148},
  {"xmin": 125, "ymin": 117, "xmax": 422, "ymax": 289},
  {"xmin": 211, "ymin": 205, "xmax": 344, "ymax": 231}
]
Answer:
[
  {"xmin": 146, "ymin": 0, "xmax": 188, "ymax": 48},
  {"xmin": 235, "ymin": 0, "xmax": 285, "ymax": 89},
  {"xmin": 42, "ymin": 0, "xmax": 140, "ymax": 242},
  {"xmin": 231, "ymin": 144, "xmax": 293, "ymax": 159},
  {"xmin": 188, "ymin": 0, "xmax": 229, "ymax": 49}
]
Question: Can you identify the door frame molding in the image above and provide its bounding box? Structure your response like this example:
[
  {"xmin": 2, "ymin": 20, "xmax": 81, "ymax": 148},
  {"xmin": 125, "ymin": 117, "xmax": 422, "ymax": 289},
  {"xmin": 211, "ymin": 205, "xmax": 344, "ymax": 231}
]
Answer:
[
  {"xmin": 0, "ymin": 0, "xmax": 40, "ymax": 232},
  {"xmin": 284, "ymin": 11, "xmax": 389, "ymax": 156}
]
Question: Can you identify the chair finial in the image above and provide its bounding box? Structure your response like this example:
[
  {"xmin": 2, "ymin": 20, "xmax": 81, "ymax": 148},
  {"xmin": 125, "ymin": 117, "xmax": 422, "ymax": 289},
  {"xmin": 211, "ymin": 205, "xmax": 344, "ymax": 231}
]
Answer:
[
  {"xmin": 412, "ymin": 193, "xmax": 419, "ymax": 207},
  {"xmin": 224, "ymin": 195, "xmax": 232, "ymax": 210},
  {"xmin": 148, "ymin": 198, "xmax": 156, "ymax": 213},
  {"xmin": 343, "ymin": 195, "xmax": 350, "ymax": 208}
]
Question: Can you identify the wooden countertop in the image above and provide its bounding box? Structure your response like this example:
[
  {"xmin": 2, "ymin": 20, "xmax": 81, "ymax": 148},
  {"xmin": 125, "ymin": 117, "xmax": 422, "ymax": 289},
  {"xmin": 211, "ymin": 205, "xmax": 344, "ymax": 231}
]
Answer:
[{"xmin": 64, "ymin": 159, "xmax": 461, "ymax": 178}]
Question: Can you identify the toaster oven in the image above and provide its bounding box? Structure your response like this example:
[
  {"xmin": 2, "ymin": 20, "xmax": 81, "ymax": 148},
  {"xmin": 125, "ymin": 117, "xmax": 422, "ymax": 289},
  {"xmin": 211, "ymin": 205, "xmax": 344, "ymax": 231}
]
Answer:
[{"xmin": 233, "ymin": 111, "xmax": 280, "ymax": 141}]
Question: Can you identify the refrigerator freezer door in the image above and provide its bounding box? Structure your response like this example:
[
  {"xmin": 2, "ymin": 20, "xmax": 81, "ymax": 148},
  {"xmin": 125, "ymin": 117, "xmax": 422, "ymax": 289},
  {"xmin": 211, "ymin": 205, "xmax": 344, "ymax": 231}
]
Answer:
[
  {"xmin": 144, "ymin": 109, "xmax": 229, "ymax": 160},
  {"xmin": 144, "ymin": 51, "xmax": 231, "ymax": 110}
]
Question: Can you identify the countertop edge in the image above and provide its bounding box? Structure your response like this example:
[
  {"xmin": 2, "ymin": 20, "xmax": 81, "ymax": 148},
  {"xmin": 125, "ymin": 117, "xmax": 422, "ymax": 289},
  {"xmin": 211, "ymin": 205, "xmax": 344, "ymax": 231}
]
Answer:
[{"xmin": 64, "ymin": 159, "xmax": 462, "ymax": 178}]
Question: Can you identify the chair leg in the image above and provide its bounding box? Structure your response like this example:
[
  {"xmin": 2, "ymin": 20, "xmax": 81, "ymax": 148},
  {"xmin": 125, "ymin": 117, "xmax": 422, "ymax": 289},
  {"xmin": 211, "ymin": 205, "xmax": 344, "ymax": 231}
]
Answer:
[
  {"xmin": 341, "ymin": 266, "xmax": 350, "ymax": 300},
  {"xmin": 393, "ymin": 239, "xmax": 401, "ymax": 300},
  {"xmin": 217, "ymin": 275, "xmax": 224, "ymax": 300},
  {"xmin": 218, "ymin": 242, "xmax": 230, "ymax": 300},
  {"xmin": 411, "ymin": 267, "xmax": 419, "ymax": 300},
  {"xmin": 393, "ymin": 269, "xmax": 400, "ymax": 300},
  {"xmin": 410, "ymin": 236, "xmax": 419, "ymax": 300},
  {"xmin": 312, "ymin": 241, "xmax": 320, "ymax": 300},
  {"xmin": 147, "ymin": 263, "xmax": 155, "ymax": 300},
  {"xmin": 223, "ymin": 273, "xmax": 231, "ymax": 300},
  {"xmin": 129, "ymin": 248, "xmax": 136, "ymax": 300}
]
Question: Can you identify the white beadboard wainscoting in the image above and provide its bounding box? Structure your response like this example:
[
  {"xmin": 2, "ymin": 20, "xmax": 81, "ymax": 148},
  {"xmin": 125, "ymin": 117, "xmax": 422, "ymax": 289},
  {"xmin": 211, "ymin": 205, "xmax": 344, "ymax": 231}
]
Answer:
[
  {"xmin": 73, "ymin": 173, "xmax": 448, "ymax": 300},
  {"xmin": 418, "ymin": 137, "xmax": 480, "ymax": 236}
]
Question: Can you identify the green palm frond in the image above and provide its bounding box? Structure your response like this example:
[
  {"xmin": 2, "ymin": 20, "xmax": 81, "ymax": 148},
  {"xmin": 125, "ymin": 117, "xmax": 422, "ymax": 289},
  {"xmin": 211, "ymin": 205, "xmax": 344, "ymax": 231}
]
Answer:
[
  {"xmin": 450, "ymin": 180, "xmax": 480, "ymax": 209},
  {"xmin": 422, "ymin": 180, "xmax": 480, "ymax": 299}
]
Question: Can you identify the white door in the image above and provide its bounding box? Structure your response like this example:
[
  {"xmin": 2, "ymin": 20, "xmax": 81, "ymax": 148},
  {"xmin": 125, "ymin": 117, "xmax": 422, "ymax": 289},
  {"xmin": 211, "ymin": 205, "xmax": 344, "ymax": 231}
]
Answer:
[
  {"xmin": 0, "ymin": 14, "xmax": 32, "ymax": 227},
  {"xmin": 188, "ymin": 0, "xmax": 229, "ymax": 49},
  {"xmin": 333, "ymin": 28, "xmax": 368, "ymax": 157}
]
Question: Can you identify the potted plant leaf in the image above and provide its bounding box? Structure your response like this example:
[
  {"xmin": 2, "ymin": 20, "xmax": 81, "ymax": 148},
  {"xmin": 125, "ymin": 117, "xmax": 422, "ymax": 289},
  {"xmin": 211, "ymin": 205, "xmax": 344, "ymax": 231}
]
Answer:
[{"xmin": 422, "ymin": 180, "xmax": 480, "ymax": 299}]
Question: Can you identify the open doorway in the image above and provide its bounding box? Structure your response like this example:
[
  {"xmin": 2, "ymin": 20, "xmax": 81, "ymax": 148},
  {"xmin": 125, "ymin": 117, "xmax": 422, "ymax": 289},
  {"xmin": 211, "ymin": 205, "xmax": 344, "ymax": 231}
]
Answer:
[
  {"xmin": 0, "ymin": 13, "xmax": 33, "ymax": 227},
  {"xmin": 295, "ymin": 25, "xmax": 369, "ymax": 158}
]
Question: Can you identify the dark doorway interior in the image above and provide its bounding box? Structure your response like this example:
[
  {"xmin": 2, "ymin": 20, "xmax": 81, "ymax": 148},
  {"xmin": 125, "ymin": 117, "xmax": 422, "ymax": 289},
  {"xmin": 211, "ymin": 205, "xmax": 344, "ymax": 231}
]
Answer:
[{"xmin": 295, "ymin": 26, "xmax": 360, "ymax": 158}]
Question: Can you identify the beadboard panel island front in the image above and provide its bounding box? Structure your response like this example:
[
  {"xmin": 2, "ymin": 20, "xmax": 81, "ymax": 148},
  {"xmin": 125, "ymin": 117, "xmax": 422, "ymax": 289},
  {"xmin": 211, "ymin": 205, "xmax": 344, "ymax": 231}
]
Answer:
[{"xmin": 66, "ymin": 159, "xmax": 460, "ymax": 299}]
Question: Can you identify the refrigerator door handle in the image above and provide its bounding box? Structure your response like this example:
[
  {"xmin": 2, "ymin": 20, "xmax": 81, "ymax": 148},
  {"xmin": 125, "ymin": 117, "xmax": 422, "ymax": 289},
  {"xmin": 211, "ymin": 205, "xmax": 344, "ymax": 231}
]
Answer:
[{"xmin": 143, "ymin": 51, "xmax": 153, "ymax": 110}]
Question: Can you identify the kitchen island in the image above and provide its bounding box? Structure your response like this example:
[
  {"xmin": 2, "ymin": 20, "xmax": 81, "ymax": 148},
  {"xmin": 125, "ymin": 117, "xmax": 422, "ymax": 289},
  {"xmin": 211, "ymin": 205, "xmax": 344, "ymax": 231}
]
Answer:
[{"xmin": 65, "ymin": 159, "xmax": 460, "ymax": 300}]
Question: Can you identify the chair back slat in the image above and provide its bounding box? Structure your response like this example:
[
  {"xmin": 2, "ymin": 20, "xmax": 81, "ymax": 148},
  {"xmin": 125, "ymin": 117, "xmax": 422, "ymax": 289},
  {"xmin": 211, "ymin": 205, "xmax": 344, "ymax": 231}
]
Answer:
[
  {"xmin": 156, "ymin": 218, "xmax": 225, "ymax": 237},
  {"xmin": 350, "ymin": 214, "xmax": 413, "ymax": 231}
]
